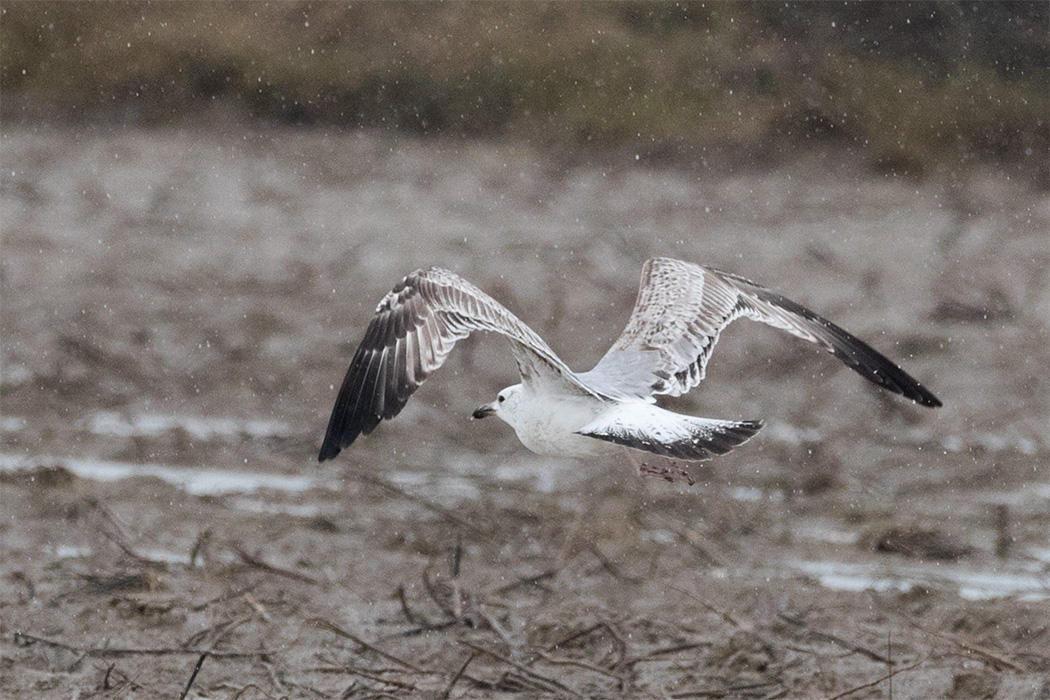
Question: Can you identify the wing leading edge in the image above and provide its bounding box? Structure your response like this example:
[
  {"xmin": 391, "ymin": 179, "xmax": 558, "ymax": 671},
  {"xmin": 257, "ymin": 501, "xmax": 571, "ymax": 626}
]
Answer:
[{"xmin": 318, "ymin": 267, "xmax": 594, "ymax": 462}]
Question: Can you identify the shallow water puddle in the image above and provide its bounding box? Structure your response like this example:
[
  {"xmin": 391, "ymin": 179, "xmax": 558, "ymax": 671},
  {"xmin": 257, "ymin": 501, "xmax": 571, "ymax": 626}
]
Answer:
[
  {"xmin": 726, "ymin": 485, "xmax": 785, "ymax": 503},
  {"xmin": 0, "ymin": 453, "xmax": 329, "ymax": 496},
  {"xmin": 227, "ymin": 496, "xmax": 326, "ymax": 518},
  {"xmin": 0, "ymin": 416, "xmax": 27, "ymax": 432},
  {"xmin": 82, "ymin": 411, "xmax": 292, "ymax": 441},
  {"xmin": 52, "ymin": 545, "xmax": 94, "ymax": 559},
  {"xmin": 3, "ymin": 450, "xmax": 1046, "ymax": 601},
  {"xmin": 794, "ymin": 559, "xmax": 1049, "ymax": 601}
]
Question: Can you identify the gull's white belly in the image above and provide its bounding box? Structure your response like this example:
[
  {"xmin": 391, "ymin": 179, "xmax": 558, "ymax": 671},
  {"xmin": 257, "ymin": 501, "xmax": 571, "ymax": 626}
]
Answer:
[{"xmin": 510, "ymin": 394, "xmax": 620, "ymax": 458}]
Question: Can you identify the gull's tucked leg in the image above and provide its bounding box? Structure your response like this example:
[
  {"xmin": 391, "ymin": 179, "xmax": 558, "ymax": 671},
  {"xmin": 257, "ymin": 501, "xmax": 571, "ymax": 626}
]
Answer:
[{"xmin": 621, "ymin": 448, "xmax": 696, "ymax": 485}]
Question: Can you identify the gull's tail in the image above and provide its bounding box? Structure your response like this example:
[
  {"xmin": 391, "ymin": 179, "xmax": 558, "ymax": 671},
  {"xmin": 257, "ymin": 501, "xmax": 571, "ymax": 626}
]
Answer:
[{"xmin": 575, "ymin": 403, "xmax": 763, "ymax": 461}]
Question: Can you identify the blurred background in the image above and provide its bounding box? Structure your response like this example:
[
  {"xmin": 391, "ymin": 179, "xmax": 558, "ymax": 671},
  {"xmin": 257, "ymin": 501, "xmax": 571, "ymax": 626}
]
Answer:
[
  {"xmin": 3, "ymin": 1, "xmax": 1047, "ymax": 182},
  {"xmin": 2, "ymin": 3, "xmax": 1048, "ymax": 698}
]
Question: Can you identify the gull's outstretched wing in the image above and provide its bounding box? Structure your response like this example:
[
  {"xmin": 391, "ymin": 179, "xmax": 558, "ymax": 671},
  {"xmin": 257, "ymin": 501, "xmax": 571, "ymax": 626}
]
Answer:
[
  {"xmin": 319, "ymin": 267, "xmax": 596, "ymax": 462},
  {"xmin": 582, "ymin": 257, "xmax": 942, "ymax": 407}
]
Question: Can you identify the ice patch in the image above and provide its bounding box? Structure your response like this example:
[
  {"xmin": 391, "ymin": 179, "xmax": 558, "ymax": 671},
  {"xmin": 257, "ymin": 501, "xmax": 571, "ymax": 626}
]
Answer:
[
  {"xmin": 727, "ymin": 486, "xmax": 785, "ymax": 503},
  {"xmin": 795, "ymin": 559, "xmax": 1048, "ymax": 601},
  {"xmin": 83, "ymin": 411, "xmax": 292, "ymax": 441},
  {"xmin": 0, "ymin": 364, "xmax": 31, "ymax": 386},
  {"xmin": 228, "ymin": 497, "xmax": 325, "ymax": 518},
  {"xmin": 0, "ymin": 416, "xmax": 27, "ymax": 432},
  {"xmin": 53, "ymin": 545, "xmax": 93, "ymax": 559},
  {"xmin": 0, "ymin": 453, "xmax": 331, "ymax": 496}
]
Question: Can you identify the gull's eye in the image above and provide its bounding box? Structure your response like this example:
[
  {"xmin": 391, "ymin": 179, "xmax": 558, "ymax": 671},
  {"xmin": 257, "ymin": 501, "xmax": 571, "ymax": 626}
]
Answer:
[{"xmin": 498, "ymin": 395, "xmax": 506, "ymax": 403}]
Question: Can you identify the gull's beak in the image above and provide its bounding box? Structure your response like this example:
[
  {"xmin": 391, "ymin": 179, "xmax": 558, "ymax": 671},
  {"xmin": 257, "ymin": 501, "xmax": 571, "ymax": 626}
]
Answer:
[{"xmin": 472, "ymin": 402, "xmax": 497, "ymax": 420}]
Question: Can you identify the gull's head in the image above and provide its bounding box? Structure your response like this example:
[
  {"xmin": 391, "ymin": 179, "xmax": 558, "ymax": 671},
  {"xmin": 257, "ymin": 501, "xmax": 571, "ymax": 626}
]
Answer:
[{"xmin": 472, "ymin": 384, "xmax": 523, "ymax": 426}]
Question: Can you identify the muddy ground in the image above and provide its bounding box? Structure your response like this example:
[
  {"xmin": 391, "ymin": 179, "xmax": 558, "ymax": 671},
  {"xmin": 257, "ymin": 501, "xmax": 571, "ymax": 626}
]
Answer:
[{"xmin": 1, "ymin": 128, "xmax": 1047, "ymax": 699}]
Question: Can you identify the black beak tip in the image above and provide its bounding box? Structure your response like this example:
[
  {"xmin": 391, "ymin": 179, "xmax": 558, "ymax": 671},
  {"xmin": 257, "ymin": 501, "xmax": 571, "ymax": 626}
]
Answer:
[{"xmin": 472, "ymin": 406, "xmax": 494, "ymax": 420}]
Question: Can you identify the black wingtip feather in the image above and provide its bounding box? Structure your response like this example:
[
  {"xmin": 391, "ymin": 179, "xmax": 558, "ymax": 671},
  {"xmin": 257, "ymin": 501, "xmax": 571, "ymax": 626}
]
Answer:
[
  {"xmin": 755, "ymin": 289, "xmax": 943, "ymax": 409},
  {"xmin": 317, "ymin": 315, "xmax": 387, "ymax": 462}
]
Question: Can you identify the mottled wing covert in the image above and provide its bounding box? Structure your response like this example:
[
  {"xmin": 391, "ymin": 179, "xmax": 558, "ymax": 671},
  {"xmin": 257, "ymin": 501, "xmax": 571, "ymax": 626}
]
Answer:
[{"xmin": 584, "ymin": 258, "xmax": 941, "ymax": 407}]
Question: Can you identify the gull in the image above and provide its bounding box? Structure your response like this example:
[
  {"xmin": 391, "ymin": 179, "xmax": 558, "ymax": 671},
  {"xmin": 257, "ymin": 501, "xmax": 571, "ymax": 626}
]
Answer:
[{"xmin": 318, "ymin": 258, "xmax": 940, "ymax": 479}]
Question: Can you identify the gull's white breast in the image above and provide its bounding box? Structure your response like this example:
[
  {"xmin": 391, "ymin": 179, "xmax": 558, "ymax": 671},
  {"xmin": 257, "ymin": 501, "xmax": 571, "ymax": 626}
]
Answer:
[{"xmin": 510, "ymin": 393, "xmax": 620, "ymax": 458}]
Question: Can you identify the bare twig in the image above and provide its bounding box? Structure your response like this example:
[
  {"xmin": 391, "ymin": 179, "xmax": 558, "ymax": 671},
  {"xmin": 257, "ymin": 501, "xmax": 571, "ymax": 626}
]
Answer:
[
  {"xmin": 189, "ymin": 528, "xmax": 212, "ymax": 567},
  {"xmin": 181, "ymin": 614, "xmax": 253, "ymax": 649},
  {"xmin": 479, "ymin": 610, "xmax": 517, "ymax": 654},
  {"xmin": 232, "ymin": 544, "xmax": 318, "ymax": 584},
  {"xmin": 450, "ymin": 536, "xmax": 464, "ymax": 621},
  {"xmin": 439, "ymin": 651, "xmax": 478, "ymax": 700},
  {"xmin": 887, "ymin": 630, "xmax": 893, "ymax": 700},
  {"xmin": 672, "ymin": 525, "xmax": 728, "ymax": 568},
  {"xmin": 14, "ymin": 631, "xmax": 269, "ymax": 659},
  {"xmin": 227, "ymin": 682, "xmax": 277, "ymax": 700},
  {"xmin": 356, "ymin": 474, "xmax": 483, "ymax": 534},
  {"xmin": 548, "ymin": 621, "xmax": 628, "ymax": 668},
  {"xmin": 396, "ymin": 584, "xmax": 430, "ymax": 626},
  {"xmin": 670, "ymin": 585, "xmax": 779, "ymax": 653},
  {"xmin": 995, "ymin": 503, "xmax": 1011, "ymax": 559},
  {"xmin": 306, "ymin": 618, "xmax": 423, "ymax": 672},
  {"xmin": 335, "ymin": 667, "xmax": 416, "ymax": 690},
  {"xmin": 261, "ymin": 659, "xmax": 286, "ymax": 695},
  {"xmin": 536, "ymin": 651, "xmax": 623, "ymax": 681},
  {"xmin": 394, "ymin": 619, "xmax": 460, "ymax": 637},
  {"xmin": 490, "ymin": 568, "xmax": 558, "ymax": 595},
  {"xmin": 459, "ymin": 640, "xmax": 583, "ymax": 698},
  {"xmin": 622, "ymin": 642, "xmax": 708, "ymax": 669},
  {"xmin": 190, "ymin": 583, "xmax": 259, "ymax": 611},
  {"xmin": 422, "ymin": 566, "xmax": 460, "ymax": 621},
  {"xmin": 102, "ymin": 664, "xmax": 116, "ymax": 690},
  {"xmin": 933, "ymin": 632, "xmax": 1026, "ymax": 672},
  {"xmin": 78, "ymin": 571, "xmax": 159, "ymax": 595},
  {"xmin": 777, "ymin": 613, "xmax": 894, "ymax": 665},
  {"xmin": 892, "ymin": 611, "xmax": 1026, "ymax": 671},
  {"xmin": 84, "ymin": 499, "xmax": 165, "ymax": 567},
  {"xmin": 178, "ymin": 653, "xmax": 208, "ymax": 700},
  {"xmin": 243, "ymin": 592, "xmax": 271, "ymax": 622},
  {"xmin": 820, "ymin": 658, "xmax": 926, "ymax": 700},
  {"xmin": 670, "ymin": 680, "xmax": 781, "ymax": 698},
  {"xmin": 587, "ymin": 544, "xmax": 639, "ymax": 582}
]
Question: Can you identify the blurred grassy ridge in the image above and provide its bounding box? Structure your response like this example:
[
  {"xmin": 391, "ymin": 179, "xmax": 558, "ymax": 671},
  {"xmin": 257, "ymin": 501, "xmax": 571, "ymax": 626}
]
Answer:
[{"xmin": 2, "ymin": 2, "xmax": 1047, "ymax": 178}]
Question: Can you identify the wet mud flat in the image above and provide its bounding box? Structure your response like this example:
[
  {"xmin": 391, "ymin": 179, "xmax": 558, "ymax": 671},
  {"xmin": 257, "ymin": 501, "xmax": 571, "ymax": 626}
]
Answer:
[{"xmin": 1, "ymin": 128, "xmax": 1048, "ymax": 698}]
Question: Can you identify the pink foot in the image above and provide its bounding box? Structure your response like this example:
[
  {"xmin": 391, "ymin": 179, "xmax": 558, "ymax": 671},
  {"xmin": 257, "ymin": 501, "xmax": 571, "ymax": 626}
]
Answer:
[{"xmin": 638, "ymin": 460, "xmax": 696, "ymax": 485}]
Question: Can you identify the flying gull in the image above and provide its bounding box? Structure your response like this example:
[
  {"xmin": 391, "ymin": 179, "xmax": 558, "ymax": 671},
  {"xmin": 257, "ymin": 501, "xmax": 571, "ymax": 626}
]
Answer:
[{"xmin": 319, "ymin": 258, "xmax": 940, "ymax": 479}]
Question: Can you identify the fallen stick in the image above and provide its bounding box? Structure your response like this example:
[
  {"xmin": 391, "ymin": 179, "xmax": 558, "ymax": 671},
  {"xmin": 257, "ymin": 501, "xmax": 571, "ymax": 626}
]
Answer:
[
  {"xmin": 306, "ymin": 618, "xmax": 423, "ymax": 672},
  {"xmin": 777, "ymin": 613, "xmax": 895, "ymax": 665},
  {"xmin": 490, "ymin": 569, "xmax": 558, "ymax": 595},
  {"xmin": 356, "ymin": 474, "xmax": 484, "ymax": 534},
  {"xmin": 438, "ymin": 651, "xmax": 478, "ymax": 700},
  {"xmin": 178, "ymin": 653, "xmax": 208, "ymax": 700},
  {"xmin": 621, "ymin": 642, "xmax": 709, "ymax": 669},
  {"xmin": 669, "ymin": 585, "xmax": 780, "ymax": 653},
  {"xmin": 459, "ymin": 640, "xmax": 583, "ymax": 698},
  {"xmin": 890, "ymin": 609, "xmax": 1026, "ymax": 672},
  {"xmin": 189, "ymin": 583, "xmax": 259, "ymax": 611},
  {"xmin": 536, "ymin": 651, "xmax": 622, "ymax": 682},
  {"xmin": 821, "ymin": 657, "xmax": 926, "ymax": 700},
  {"xmin": 669, "ymin": 680, "xmax": 781, "ymax": 699},
  {"xmin": 232, "ymin": 544, "xmax": 319, "ymax": 584},
  {"xmin": 547, "ymin": 621, "xmax": 628, "ymax": 669},
  {"xmin": 14, "ymin": 631, "xmax": 269, "ymax": 659}
]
